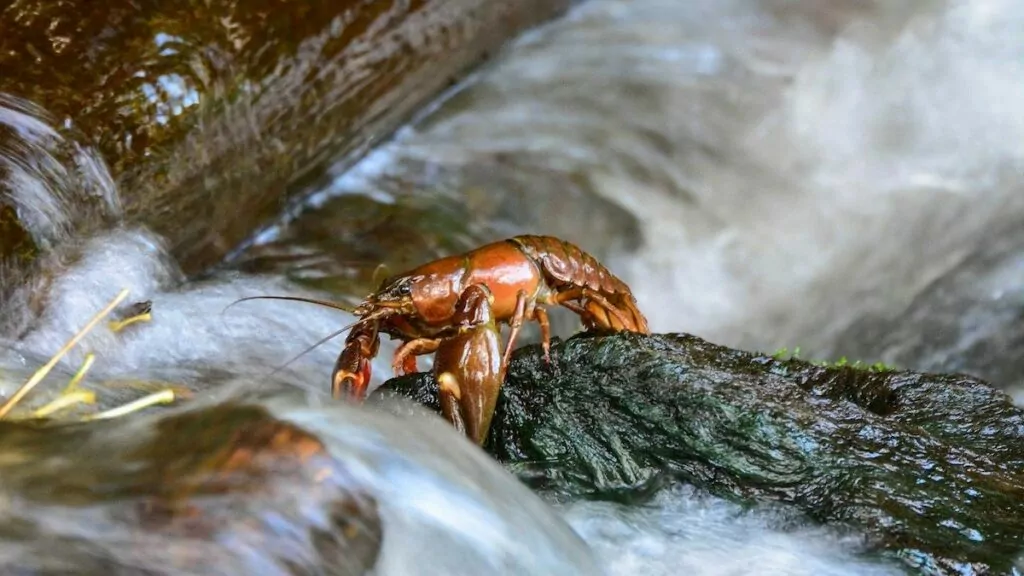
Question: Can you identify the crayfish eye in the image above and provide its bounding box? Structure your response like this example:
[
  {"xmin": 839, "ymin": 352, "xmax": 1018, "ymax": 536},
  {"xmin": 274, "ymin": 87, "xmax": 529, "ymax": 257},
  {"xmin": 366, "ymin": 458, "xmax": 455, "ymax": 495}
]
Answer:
[{"xmin": 377, "ymin": 275, "xmax": 417, "ymax": 304}]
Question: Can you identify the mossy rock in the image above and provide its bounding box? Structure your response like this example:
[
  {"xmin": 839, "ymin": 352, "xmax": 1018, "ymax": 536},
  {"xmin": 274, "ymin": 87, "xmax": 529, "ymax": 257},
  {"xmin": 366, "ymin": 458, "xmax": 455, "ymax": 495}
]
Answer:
[
  {"xmin": 375, "ymin": 332, "xmax": 1024, "ymax": 575},
  {"xmin": 0, "ymin": 403, "xmax": 382, "ymax": 574}
]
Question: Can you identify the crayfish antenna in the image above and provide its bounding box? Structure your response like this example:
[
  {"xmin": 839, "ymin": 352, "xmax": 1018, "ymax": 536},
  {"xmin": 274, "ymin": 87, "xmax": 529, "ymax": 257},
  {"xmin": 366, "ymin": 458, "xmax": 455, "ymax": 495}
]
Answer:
[
  {"xmin": 261, "ymin": 306, "xmax": 394, "ymax": 380},
  {"xmin": 264, "ymin": 325, "xmax": 353, "ymax": 379},
  {"xmin": 371, "ymin": 262, "xmax": 392, "ymax": 288},
  {"xmin": 221, "ymin": 295, "xmax": 360, "ymax": 317}
]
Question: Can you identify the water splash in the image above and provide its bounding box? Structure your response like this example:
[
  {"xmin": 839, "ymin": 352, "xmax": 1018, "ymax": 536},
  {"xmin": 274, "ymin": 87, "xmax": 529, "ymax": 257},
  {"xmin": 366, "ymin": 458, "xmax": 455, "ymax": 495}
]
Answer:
[
  {"xmin": 275, "ymin": 397, "xmax": 601, "ymax": 575},
  {"xmin": 0, "ymin": 93, "xmax": 121, "ymax": 248},
  {"xmin": 0, "ymin": 227, "xmax": 388, "ymax": 399},
  {"xmin": 562, "ymin": 485, "xmax": 902, "ymax": 575}
]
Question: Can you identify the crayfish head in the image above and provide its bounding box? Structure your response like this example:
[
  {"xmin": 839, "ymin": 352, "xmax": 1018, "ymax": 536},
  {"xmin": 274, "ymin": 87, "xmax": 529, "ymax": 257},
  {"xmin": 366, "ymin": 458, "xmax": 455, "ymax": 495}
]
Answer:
[
  {"xmin": 360, "ymin": 269, "xmax": 466, "ymax": 325},
  {"xmin": 355, "ymin": 274, "xmax": 423, "ymax": 316}
]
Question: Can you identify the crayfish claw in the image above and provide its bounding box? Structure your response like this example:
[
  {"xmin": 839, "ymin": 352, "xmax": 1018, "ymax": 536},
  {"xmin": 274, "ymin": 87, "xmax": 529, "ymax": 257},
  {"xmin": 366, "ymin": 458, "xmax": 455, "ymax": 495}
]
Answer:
[
  {"xmin": 331, "ymin": 365, "xmax": 369, "ymax": 401},
  {"xmin": 437, "ymin": 372, "xmax": 467, "ymax": 436},
  {"xmin": 437, "ymin": 372, "xmax": 462, "ymax": 400},
  {"xmin": 331, "ymin": 371, "xmax": 350, "ymax": 399}
]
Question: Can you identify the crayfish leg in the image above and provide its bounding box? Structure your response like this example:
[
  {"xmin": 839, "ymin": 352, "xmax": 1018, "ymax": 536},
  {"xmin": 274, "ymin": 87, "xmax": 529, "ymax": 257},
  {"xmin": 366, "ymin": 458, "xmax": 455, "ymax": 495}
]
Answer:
[
  {"xmin": 581, "ymin": 289, "xmax": 634, "ymax": 331},
  {"xmin": 392, "ymin": 338, "xmax": 441, "ymax": 377},
  {"xmin": 401, "ymin": 354, "xmax": 418, "ymax": 375},
  {"xmin": 501, "ymin": 289, "xmax": 531, "ymax": 373},
  {"xmin": 534, "ymin": 306, "xmax": 553, "ymax": 366}
]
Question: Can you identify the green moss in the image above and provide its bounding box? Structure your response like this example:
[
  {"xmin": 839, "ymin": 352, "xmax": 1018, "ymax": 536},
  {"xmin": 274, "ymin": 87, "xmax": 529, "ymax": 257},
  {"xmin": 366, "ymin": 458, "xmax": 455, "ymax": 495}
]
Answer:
[{"xmin": 770, "ymin": 345, "xmax": 896, "ymax": 372}]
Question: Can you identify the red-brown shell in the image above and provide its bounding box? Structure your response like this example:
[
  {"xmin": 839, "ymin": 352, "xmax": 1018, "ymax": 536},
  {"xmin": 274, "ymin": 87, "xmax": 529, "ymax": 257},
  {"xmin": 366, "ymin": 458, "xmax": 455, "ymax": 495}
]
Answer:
[{"xmin": 508, "ymin": 235, "xmax": 649, "ymax": 332}]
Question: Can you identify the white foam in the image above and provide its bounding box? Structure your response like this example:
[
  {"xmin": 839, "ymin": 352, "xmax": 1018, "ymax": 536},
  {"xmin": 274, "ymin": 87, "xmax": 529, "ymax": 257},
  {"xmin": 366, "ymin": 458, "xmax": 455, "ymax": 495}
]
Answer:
[
  {"xmin": 563, "ymin": 486, "xmax": 903, "ymax": 576},
  {"xmin": 0, "ymin": 93, "xmax": 121, "ymax": 247},
  {"xmin": 271, "ymin": 398, "xmax": 602, "ymax": 575},
  {"xmin": 4, "ymin": 227, "xmax": 402, "ymax": 397}
]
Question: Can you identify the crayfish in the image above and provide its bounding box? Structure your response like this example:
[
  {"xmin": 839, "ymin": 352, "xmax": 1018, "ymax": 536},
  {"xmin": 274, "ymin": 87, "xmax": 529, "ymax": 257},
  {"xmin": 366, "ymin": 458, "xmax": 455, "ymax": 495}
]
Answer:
[{"xmin": 241, "ymin": 235, "xmax": 649, "ymax": 446}]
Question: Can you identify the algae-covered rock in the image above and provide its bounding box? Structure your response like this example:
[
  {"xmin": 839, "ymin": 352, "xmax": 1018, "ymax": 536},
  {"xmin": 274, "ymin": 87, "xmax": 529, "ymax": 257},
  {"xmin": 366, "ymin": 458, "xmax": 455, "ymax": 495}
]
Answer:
[{"xmin": 375, "ymin": 332, "xmax": 1024, "ymax": 575}]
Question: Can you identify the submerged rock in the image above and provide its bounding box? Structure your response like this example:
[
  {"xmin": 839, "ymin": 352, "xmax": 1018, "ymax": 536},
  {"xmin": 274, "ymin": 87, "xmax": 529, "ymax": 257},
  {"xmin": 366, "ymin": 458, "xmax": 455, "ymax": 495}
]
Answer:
[
  {"xmin": 0, "ymin": 403, "xmax": 383, "ymax": 575},
  {"xmin": 0, "ymin": 387, "xmax": 602, "ymax": 575},
  {"xmin": 375, "ymin": 332, "xmax": 1024, "ymax": 575}
]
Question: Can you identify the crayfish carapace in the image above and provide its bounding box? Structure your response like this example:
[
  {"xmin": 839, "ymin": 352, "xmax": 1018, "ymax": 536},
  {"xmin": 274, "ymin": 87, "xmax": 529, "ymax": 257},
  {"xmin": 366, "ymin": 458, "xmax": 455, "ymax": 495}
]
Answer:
[{"xmin": 238, "ymin": 235, "xmax": 650, "ymax": 446}]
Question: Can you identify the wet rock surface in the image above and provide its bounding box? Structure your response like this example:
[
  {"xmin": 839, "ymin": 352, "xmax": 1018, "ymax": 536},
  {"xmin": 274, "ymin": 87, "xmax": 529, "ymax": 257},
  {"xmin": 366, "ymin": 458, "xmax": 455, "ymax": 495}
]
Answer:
[
  {"xmin": 0, "ymin": 0, "xmax": 573, "ymax": 276},
  {"xmin": 0, "ymin": 402, "xmax": 382, "ymax": 575},
  {"xmin": 376, "ymin": 331, "xmax": 1024, "ymax": 575}
]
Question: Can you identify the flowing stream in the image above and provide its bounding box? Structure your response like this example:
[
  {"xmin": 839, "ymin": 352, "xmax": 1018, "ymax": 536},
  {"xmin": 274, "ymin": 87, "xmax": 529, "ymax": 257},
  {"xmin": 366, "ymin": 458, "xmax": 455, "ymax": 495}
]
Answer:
[{"xmin": 3, "ymin": 0, "xmax": 1023, "ymax": 573}]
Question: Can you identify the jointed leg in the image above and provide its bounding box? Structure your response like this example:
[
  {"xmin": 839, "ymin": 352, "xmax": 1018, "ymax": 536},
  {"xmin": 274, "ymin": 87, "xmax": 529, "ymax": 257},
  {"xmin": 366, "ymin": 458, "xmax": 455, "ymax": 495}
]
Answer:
[
  {"xmin": 552, "ymin": 287, "xmax": 584, "ymax": 304},
  {"xmin": 551, "ymin": 286, "xmax": 635, "ymax": 332},
  {"xmin": 401, "ymin": 354, "xmax": 418, "ymax": 375},
  {"xmin": 559, "ymin": 300, "xmax": 594, "ymax": 327},
  {"xmin": 392, "ymin": 338, "xmax": 441, "ymax": 376},
  {"xmin": 552, "ymin": 287, "xmax": 598, "ymax": 329},
  {"xmin": 581, "ymin": 289, "xmax": 635, "ymax": 332},
  {"xmin": 578, "ymin": 300, "xmax": 617, "ymax": 331},
  {"xmin": 534, "ymin": 306, "xmax": 553, "ymax": 365},
  {"xmin": 501, "ymin": 290, "xmax": 531, "ymax": 374}
]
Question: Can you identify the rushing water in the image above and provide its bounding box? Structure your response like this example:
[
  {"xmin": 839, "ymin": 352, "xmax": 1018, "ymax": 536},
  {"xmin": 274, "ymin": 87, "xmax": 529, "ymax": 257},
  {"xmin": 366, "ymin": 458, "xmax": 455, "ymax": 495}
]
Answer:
[
  {"xmin": 2, "ymin": 0, "xmax": 1023, "ymax": 574},
  {"xmin": 254, "ymin": 0, "xmax": 1024, "ymax": 379}
]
